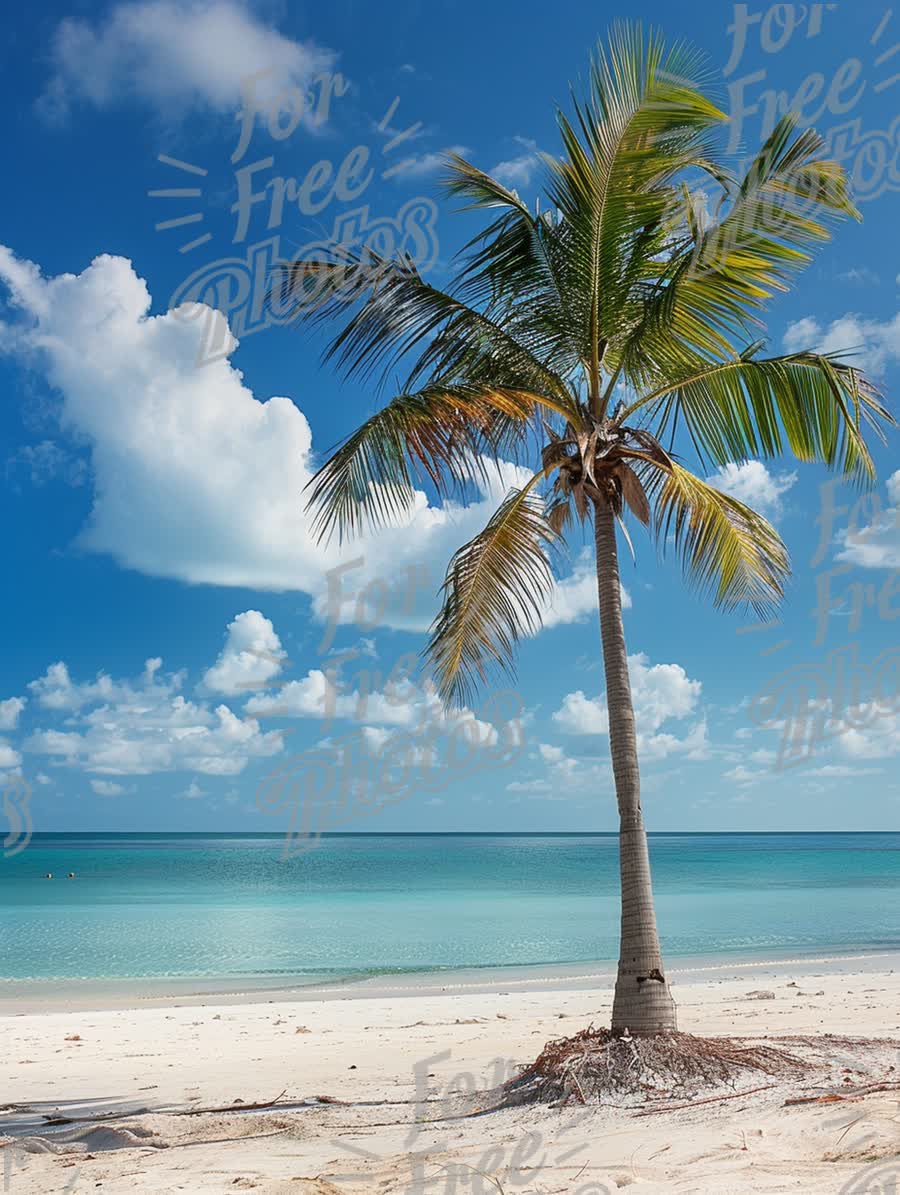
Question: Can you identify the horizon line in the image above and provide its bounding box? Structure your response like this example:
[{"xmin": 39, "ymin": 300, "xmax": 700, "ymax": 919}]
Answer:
[{"xmin": 23, "ymin": 829, "xmax": 900, "ymax": 837}]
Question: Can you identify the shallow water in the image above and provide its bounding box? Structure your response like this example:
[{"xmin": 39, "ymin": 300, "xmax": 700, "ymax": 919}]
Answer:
[{"xmin": 2, "ymin": 832, "xmax": 898, "ymax": 983}]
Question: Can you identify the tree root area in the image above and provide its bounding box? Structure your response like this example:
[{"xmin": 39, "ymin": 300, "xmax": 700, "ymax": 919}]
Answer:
[{"xmin": 498, "ymin": 1026, "xmax": 817, "ymax": 1107}]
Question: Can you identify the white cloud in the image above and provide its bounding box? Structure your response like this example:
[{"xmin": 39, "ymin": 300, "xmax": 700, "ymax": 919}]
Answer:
[
  {"xmin": 91, "ymin": 779, "xmax": 126, "ymax": 796},
  {"xmin": 540, "ymin": 550, "xmax": 630, "ymax": 631},
  {"xmin": 0, "ymin": 245, "xmax": 602, "ymax": 638},
  {"xmin": 706, "ymin": 460, "xmax": 797, "ymax": 519},
  {"xmin": 7, "ymin": 440, "xmax": 88, "ymax": 488},
  {"xmin": 806, "ymin": 764, "xmax": 883, "ymax": 777},
  {"xmin": 506, "ymin": 777, "xmax": 555, "ymax": 794},
  {"xmin": 835, "ymin": 469, "xmax": 900, "ymax": 569},
  {"xmin": 29, "ymin": 659, "xmax": 169, "ymax": 712},
  {"xmin": 783, "ymin": 312, "xmax": 900, "ymax": 375},
  {"xmin": 837, "ymin": 703, "xmax": 900, "ymax": 760},
  {"xmin": 25, "ymin": 657, "xmax": 281, "ymax": 777},
  {"xmin": 490, "ymin": 137, "xmax": 540, "ymax": 188},
  {"xmin": 246, "ymin": 668, "xmax": 502, "ymax": 750},
  {"xmin": 39, "ymin": 0, "xmax": 335, "ymax": 122},
  {"xmin": 749, "ymin": 747, "xmax": 776, "ymax": 765},
  {"xmin": 836, "ymin": 267, "xmax": 880, "ymax": 286},
  {"xmin": 202, "ymin": 610, "xmax": 285, "ymax": 696},
  {"xmin": 12, "ymin": 608, "xmax": 519, "ymax": 788},
  {"xmin": 0, "ymin": 743, "xmax": 22, "ymax": 769},
  {"xmin": 724, "ymin": 764, "xmax": 761, "ymax": 785},
  {"xmin": 551, "ymin": 653, "xmax": 707, "ymax": 761},
  {"xmin": 553, "ymin": 691, "xmax": 608, "ymax": 736},
  {"xmin": 0, "ymin": 697, "xmax": 25, "ymax": 731},
  {"xmin": 388, "ymin": 145, "xmax": 468, "ymax": 180}
]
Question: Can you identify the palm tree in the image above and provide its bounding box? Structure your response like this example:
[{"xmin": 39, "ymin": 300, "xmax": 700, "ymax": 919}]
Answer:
[{"xmin": 280, "ymin": 25, "xmax": 891, "ymax": 1035}]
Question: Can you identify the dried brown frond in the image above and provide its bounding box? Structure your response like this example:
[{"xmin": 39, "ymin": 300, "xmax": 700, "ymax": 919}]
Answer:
[{"xmin": 497, "ymin": 1026, "xmax": 810, "ymax": 1107}]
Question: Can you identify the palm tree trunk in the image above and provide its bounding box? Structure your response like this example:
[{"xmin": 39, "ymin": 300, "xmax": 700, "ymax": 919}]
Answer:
[{"xmin": 593, "ymin": 498, "xmax": 677, "ymax": 1035}]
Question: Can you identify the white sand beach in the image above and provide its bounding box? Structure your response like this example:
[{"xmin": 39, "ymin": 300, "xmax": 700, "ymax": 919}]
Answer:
[{"xmin": 2, "ymin": 954, "xmax": 899, "ymax": 1194}]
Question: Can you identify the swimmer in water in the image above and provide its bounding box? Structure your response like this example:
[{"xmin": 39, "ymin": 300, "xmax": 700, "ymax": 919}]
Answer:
[
  {"xmin": 67, "ymin": 872, "xmax": 76, "ymax": 879},
  {"xmin": 45, "ymin": 872, "xmax": 53, "ymax": 879}
]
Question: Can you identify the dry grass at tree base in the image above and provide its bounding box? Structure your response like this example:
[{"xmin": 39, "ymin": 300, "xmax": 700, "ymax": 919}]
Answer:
[{"xmin": 497, "ymin": 1026, "xmax": 811, "ymax": 1107}]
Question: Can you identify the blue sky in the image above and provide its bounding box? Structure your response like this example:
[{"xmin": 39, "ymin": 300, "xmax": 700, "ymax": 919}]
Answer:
[{"xmin": 1, "ymin": 0, "xmax": 899, "ymax": 836}]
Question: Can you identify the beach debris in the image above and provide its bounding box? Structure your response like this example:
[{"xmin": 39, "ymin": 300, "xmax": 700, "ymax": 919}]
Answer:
[
  {"xmin": 180, "ymin": 1090, "xmax": 287, "ymax": 1116},
  {"xmin": 745, "ymin": 990, "xmax": 776, "ymax": 1000},
  {"xmin": 633, "ymin": 1082, "xmax": 779, "ymax": 1115},
  {"xmin": 495, "ymin": 1026, "xmax": 810, "ymax": 1107},
  {"xmin": 784, "ymin": 1079, "xmax": 900, "ymax": 1106}
]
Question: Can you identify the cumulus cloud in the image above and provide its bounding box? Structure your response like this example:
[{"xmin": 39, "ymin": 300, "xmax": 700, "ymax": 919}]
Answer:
[
  {"xmin": 16, "ymin": 609, "xmax": 521, "ymax": 785},
  {"xmin": 38, "ymin": 0, "xmax": 336, "ymax": 122},
  {"xmin": 246, "ymin": 667, "xmax": 503, "ymax": 751},
  {"xmin": 783, "ymin": 312, "xmax": 900, "ymax": 375},
  {"xmin": 29, "ymin": 659, "xmax": 170, "ymax": 712},
  {"xmin": 0, "ymin": 743, "xmax": 22, "ymax": 769},
  {"xmin": 202, "ymin": 610, "xmax": 285, "ymax": 696},
  {"xmin": 835, "ymin": 469, "xmax": 900, "ymax": 569},
  {"xmin": 0, "ymin": 245, "xmax": 608, "ymax": 637},
  {"xmin": 91, "ymin": 779, "xmax": 126, "ymax": 796},
  {"xmin": 552, "ymin": 653, "xmax": 707, "ymax": 761},
  {"xmin": 706, "ymin": 460, "xmax": 797, "ymax": 519},
  {"xmin": 0, "ymin": 698, "xmax": 25, "ymax": 731},
  {"xmin": 540, "ymin": 550, "xmax": 630, "ymax": 630},
  {"xmin": 490, "ymin": 137, "xmax": 541, "ymax": 188},
  {"xmin": 838, "ymin": 703, "xmax": 900, "ymax": 760},
  {"xmin": 724, "ymin": 764, "xmax": 761, "ymax": 785},
  {"xmin": 25, "ymin": 658, "xmax": 281, "ymax": 777}
]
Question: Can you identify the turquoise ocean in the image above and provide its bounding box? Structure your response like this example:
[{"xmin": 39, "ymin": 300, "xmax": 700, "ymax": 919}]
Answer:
[{"xmin": 1, "ymin": 833, "xmax": 898, "ymax": 987}]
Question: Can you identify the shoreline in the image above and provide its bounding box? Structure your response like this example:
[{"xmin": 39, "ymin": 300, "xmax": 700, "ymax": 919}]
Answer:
[{"xmin": 3, "ymin": 946, "xmax": 897, "ymax": 1015}]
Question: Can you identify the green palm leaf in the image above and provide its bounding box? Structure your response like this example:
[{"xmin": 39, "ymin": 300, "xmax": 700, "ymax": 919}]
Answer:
[
  {"xmin": 643, "ymin": 461, "xmax": 789, "ymax": 616},
  {"xmin": 277, "ymin": 250, "xmax": 576, "ymax": 415},
  {"xmin": 426, "ymin": 478, "xmax": 558, "ymax": 705},
  {"xmin": 622, "ymin": 349, "xmax": 889, "ymax": 480},
  {"xmin": 618, "ymin": 115, "xmax": 862, "ymax": 379},
  {"xmin": 542, "ymin": 21, "xmax": 726, "ymax": 405},
  {"xmin": 305, "ymin": 384, "xmax": 544, "ymax": 542}
]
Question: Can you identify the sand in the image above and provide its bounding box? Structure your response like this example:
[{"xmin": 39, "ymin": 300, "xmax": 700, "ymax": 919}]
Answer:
[{"xmin": 2, "ymin": 954, "xmax": 899, "ymax": 1193}]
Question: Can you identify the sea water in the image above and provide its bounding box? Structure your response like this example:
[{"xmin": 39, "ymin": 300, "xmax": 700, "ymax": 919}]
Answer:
[{"xmin": 1, "ymin": 833, "xmax": 897, "ymax": 984}]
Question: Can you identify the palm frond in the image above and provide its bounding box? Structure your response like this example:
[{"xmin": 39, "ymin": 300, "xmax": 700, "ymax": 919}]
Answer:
[
  {"xmin": 619, "ymin": 115, "xmax": 862, "ymax": 378},
  {"xmin": 276, "ymin": 250, "xmax": 576, "ymax": 416},
  {"xmin": 426, "ymin": 477, "xmax": 558, "ymax": 705},
  {"xmin": 442, "ymin": 155, "xmax": 584, "ymax": 372},
  {"xmin": 622, "ymin": 349, "xmax": 891, "ymax": 481},
  {"xmin": 542, "ymin": 21, "xmax": 726, "ymax": 402},
  {"xmin": 305, "ymin": 384, "xmax": 543, "ymax": 542},
  {"xmin": 644, "ymin": 461, "xmax": 789, "ymax": 616}
]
